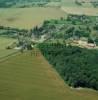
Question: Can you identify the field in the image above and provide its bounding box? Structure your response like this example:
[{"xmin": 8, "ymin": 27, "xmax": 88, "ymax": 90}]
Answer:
[
  {"xmin": 0, "ymin": 37, "xmax": 17, "ymax": 58},
  {"xmin": 61, "ymin": 6, "xmax": 98, "ymax": 16},
  {"xmin": 61, "ymin": 0, "xmax": 98, "ymax": 15},
  {"xmin": 0, "ymin": 51, "xmax": 98, "ymax": 100},
  {"xmin": 0, "ymin": 7, "xmax": 66, "ymax": 29},
  {"xmin": 0, "ymin": 0, "xmax": 98, "ymax": 99},
  {"xmin": 0, "ymin": 1, "xmax": 98, "ymax": 30}
]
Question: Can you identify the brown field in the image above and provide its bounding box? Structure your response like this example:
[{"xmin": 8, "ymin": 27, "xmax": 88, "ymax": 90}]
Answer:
[
  {"xmin": 0, "ymin": 50, "xmax": 98, "ymax": 100},
  {"xmin": 0, "ymin": 7, "xmax": 66, "ymax": 29}
]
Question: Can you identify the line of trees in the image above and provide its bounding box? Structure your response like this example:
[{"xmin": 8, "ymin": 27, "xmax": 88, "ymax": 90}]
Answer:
[
  {"xmin": 0, "ymin": 0, "xmax": 61, "ymax": 8},
  {"xmin": 0, "ymin": 26, "xmax": 28, "ymax": 38}
]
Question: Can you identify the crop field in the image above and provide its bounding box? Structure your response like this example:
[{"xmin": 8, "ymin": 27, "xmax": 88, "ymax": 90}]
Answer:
[
  {"xmin": 0, "ymin": 7, "xmax": 66, "ymax": 29},
  {"xmin": 0, "ymin": 51, "xmax": 98, "ymax": 100},
  {"xmin": 0, "ymin": 37, "xmax": 17, "ymax": 58},
  {"xmin": 61, "ymin": 0, "xmax": 98, "ymax": 16},
  {"xmin": 61, "ymin": 6, "xmax": 98, "ymax": 16}
]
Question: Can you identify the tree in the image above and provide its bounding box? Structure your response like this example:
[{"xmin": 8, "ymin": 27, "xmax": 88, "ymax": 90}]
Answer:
[
  {"xmin": 90, "ymin": 32, "xmax": 98, "ymax": 47},
  {"xmin": 75, "ymin": 0, "xmax": 82, "ymax": 6}
]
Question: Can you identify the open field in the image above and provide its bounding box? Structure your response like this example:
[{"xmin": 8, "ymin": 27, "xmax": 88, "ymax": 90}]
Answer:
[
  {"xmin": 0, "ymin": 51, "xmax": 98, "ymax": 100},
  {"xmin": 0, "ymin": 37, "xmax": 17, "ymax": 58},
  {"xmin": 0, "ymin": 7, "xmax": 66, "ymax": 29},
  {"xmin": 61, "ymin": 6, "xmax": 98, "ymax": 16},
  {"xmin": 61, "ymin": 0, "xmax": 98, "ymax": 15}
]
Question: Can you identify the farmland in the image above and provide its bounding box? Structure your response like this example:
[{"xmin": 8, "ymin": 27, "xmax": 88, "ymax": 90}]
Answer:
[
  {"xmin": 0, "ymin": 51, "xmax": 98, "ymax": 100},
  {"xmin": 0, "ymin": 7, "xmax": 66, "ymax": 29},
  {"xmin": 61, "ymin": 6, "xmax": 98, "ymax": 16},
  {"xmin": 61, "ymin": 0, "xmax": 98, "ymax": 15},
  {"xmin": 0, "ymin": 0, "xmax": 98, "ymax": 100},
  {"xmin": 0, "ymin": 37, "xmax": 17, "ymax": 58}
]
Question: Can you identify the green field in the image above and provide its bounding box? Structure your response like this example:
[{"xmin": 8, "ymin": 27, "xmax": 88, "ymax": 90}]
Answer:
[
  {"xmin": 0, "ymin": 51, "xmax": 98, "ymax": 100},
  {"xmin": 0, "ymin": 37, "xmax": 17, "ymax": 58},
  {"xmin": 0, "ymin": 7, "xmax": 66, "ymax": 29}
]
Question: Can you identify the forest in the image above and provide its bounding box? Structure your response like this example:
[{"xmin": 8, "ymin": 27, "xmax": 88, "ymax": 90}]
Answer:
[{"xmin": 38, "ymin": 43, "xmax": 98, "ymax": 90}]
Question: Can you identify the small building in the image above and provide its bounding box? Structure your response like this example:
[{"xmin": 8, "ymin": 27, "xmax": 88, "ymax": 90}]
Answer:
[
  {"xmin": 78, "ymin": 40, "xmax": 88, "ymax": 45},
  {"xmin": 87, "ymin": 43, "xmax": 96, "ymax": 48}
]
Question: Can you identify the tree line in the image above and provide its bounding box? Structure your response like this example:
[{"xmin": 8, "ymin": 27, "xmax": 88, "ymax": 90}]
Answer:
[{"xmin": 0, "ymin": 0, "xmax": 61, "ymax": 8}]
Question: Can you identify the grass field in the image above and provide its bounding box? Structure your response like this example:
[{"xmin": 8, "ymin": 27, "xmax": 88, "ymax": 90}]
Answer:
[
  {"xmin": 0, "ymin": 7, "xmax": 66, "ymax": 29},
  {"xmin": 0, "ymin": 37, "xmax": 17, "ymax": 58},
  {"xmin": 0, "ymin": 50, "xmax": 98, "ymax": 100}
]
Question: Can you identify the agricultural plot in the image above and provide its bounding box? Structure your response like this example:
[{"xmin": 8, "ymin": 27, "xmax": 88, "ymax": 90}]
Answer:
[
  {"xmin": 0, "ymin": 37, "xmax": 17, "ymax": 58},
  {"xmin": 0, "ymin": 51, "xmax": 98, "ymax": 100},
  {"xmin": 0, "ymin": 7, "xmax": 66, "ymax": 29},
  {"xmin": 61, "ymin": 6, "xmax": 98, "ymax": 16},
  {"xmin": 61, "ymin": 0, "xmax": 98, "ymax": 15}
]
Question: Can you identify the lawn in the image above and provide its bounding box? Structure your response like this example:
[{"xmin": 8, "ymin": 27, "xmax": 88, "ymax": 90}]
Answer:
[
  {"xmin": 0, "ymin": 7, "xmax": 66, "ymax": 29},
  {"xmin": 0, "ymin": 37, "xmax": 17, "ymax": 58},
  {"xmin": 0, "ymin": 50, "xmax": 98, "ymax": 100}
]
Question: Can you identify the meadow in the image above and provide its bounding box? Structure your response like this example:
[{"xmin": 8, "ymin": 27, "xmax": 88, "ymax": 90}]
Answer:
[
  {"xmin": 0, "ymin": 51, "xmax": 98, "ymax": 100},
  {"xmin": 0, "ymin": 7, "xmax": 66, "ymax": 29}
]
